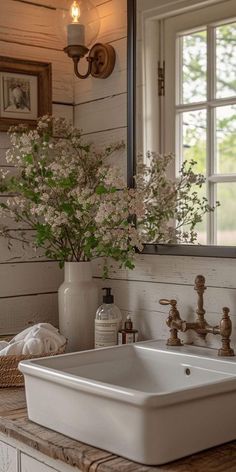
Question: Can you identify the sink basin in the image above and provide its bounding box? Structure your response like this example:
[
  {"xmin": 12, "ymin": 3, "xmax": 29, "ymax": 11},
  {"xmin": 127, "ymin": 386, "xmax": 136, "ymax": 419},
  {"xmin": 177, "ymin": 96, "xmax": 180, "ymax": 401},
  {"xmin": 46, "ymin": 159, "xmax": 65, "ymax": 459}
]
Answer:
[{"xmin": 19, "ymin": 340, "xmax": 236, "ymax": 465}]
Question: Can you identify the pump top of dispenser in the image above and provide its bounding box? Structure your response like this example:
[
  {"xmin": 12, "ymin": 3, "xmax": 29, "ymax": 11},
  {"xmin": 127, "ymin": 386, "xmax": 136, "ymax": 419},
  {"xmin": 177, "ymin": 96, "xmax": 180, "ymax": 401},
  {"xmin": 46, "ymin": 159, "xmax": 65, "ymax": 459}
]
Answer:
[
  {"xmin": 102, "ymin": 287, "xmax": 114, "ymax": 304},
  {"xmin": 124, "ymin": 316, "xmax": 133, "ymax": 330}
]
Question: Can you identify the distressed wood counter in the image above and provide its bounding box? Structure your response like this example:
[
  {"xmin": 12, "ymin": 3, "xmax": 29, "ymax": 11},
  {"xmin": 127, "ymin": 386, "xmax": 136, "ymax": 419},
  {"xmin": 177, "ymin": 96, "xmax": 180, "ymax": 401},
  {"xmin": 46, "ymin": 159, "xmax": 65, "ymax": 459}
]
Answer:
[{"xmin": 0, "ymin": 388, "xmax": 236, "ymax": 472}]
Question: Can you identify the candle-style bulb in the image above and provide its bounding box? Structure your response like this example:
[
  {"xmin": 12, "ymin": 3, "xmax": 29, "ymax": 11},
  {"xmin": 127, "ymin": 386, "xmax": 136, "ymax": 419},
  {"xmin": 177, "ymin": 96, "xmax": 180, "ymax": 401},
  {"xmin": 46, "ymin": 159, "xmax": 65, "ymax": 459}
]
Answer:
[
  {"xmin": 70, "ymin": 1, "xmax": 80, "ymax": 23},
  {"xmin": 67, "ymin": 0, "xmax": 85, "ymax": 46}
]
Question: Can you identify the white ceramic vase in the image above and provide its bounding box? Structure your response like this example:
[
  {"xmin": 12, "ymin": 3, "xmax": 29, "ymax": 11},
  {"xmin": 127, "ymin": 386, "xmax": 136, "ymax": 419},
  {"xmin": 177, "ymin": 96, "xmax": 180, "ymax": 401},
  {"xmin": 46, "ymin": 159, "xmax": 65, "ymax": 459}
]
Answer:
[{"xmin": 58, "ymin": 262, "xmax": 98, "ymax": 352}]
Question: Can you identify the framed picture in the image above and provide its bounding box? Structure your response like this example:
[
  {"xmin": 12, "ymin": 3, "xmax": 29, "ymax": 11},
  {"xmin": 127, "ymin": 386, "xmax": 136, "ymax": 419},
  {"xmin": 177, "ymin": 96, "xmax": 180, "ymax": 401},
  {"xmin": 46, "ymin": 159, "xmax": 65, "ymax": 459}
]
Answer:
[{"xmin": 0, "ymin": 57, "xmax": 52, "ymax": 131}]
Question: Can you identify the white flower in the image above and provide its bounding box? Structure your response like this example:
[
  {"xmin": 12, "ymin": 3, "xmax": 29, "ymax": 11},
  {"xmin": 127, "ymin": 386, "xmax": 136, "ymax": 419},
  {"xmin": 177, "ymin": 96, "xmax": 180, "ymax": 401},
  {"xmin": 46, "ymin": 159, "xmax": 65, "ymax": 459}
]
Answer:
[
  {"xmin": 0, "ymin": 169, "xmax": 9, "ymax": 179},
  {"xmin": 41, "ymin": 193, "xmax": 49, "ymax": 203}
]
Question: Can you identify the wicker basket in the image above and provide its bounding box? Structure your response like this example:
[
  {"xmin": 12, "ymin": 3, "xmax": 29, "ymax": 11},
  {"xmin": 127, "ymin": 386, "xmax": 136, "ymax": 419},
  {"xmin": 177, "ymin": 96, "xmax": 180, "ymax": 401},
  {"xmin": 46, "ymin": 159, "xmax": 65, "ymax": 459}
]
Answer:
[{"xmin": 0, "ymin": 342, "xmax": 67, "ymax": 388}]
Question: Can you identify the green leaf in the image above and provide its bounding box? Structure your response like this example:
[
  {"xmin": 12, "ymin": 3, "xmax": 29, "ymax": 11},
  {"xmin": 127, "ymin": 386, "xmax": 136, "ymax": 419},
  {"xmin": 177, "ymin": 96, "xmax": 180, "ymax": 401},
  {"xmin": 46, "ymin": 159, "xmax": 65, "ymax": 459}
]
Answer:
[
  {"xmin": 124, "ymin": 260, "xmax": 135, "ymax": 270},
  {"xmin": 35, "ymin": 224, "xmax": 52, "ymax": 245},
  {"xmin": 95, "ymin": 184, "xmax": 107, "ymax": 195},
  {"xmin": 58, "ymin": 177, "xmax": 76, "ymax": 189},
  {"xmin": 61, "ymin": 202, "xmax": 74, "ymax": 215},
  {"xmin": 23, "ymin": 154, "xmax": 33, "ymax": 165}
]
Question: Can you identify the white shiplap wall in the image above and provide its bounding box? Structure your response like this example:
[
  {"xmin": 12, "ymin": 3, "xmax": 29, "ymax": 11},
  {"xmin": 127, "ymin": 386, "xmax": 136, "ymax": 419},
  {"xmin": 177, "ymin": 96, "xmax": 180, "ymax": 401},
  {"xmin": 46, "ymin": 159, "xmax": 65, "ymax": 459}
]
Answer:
[
  {"xmin": 0, "ymin": 0, "xmax": 73, "ymax": 334},
  {"xmin": 76, "ymin": 0, "xmax": 236, "ymax": 352}
]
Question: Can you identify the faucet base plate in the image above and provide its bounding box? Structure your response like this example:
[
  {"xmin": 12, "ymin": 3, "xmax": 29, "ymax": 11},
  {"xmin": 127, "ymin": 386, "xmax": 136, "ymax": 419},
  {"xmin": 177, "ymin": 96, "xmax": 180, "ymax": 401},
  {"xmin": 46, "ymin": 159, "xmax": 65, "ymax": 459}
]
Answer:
[
  {"xmin": 218, "ymin": 347, "xmax": 235, "ymax": 357},
  {"xmin": 167, "ymin": 338, "xmax": 182, "ymax": 347}
]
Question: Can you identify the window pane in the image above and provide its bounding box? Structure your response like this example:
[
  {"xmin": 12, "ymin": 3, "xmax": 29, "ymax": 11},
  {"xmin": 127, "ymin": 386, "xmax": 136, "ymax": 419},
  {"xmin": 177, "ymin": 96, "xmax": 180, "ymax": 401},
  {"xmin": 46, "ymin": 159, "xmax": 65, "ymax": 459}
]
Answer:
[
  {"xmin": 192, "ymin": 183, "xmax": 207, "ymax": 245},
  {"xmin": 216, "ymin": 105, "xmax": 236, "ymax": 173},
  {"xmin": 180, "ymin": 109, "xmax": 207, "ymax": 174},
  {"xmin": 216, "ymin": 182, "xmax": 236, "ymax": 245},
  {"xmin": 196, "ymin": 214, "xmax": 207, "ymax": 245},
  {"xmin": 216, "ymin": 22, "xmax": 236, "ymax": 99},
  {"xmin": 181, "ymin": 183, "xmax": 207, "ymax": 245},
  {"xmin": 180, "ymin": 30, "xmax": 207, "ymax": 104}
]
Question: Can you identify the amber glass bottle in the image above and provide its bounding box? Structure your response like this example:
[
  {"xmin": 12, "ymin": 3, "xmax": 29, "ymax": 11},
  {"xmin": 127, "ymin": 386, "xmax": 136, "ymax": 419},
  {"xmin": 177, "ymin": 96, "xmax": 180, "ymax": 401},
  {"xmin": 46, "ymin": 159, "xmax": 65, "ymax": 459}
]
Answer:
[{"xmin": 118, "ymin": 316, "xmax": 138, "ymax": 345}]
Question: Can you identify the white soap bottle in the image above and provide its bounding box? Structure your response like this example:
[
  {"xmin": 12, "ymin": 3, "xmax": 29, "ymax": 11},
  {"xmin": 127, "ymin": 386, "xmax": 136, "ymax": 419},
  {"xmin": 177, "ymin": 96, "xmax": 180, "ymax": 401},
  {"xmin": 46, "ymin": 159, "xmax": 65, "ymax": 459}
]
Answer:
[{"xmin": 95, "ymin": 287, "xmax": 122, "ymax": 349}]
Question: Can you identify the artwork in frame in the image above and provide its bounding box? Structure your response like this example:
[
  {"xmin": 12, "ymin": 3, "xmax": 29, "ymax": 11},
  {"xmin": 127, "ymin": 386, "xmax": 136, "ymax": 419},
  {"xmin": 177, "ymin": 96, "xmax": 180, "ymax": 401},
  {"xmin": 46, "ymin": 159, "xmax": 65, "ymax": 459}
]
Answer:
[{"xmin": 0, "ymin": 57, "xmax": 52, "ymax": 131}]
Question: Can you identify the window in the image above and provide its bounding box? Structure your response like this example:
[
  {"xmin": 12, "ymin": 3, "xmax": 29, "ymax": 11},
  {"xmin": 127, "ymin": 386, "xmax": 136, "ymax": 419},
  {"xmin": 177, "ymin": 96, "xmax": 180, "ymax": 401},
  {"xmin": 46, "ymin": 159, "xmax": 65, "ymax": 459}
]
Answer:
[
  {"xmin": 138, "ymin": 0, "xmax": 236, "ymax": 246},
  {"xmin": 164, "ymin": 1, "xmax": 236, "ymax": 245}
]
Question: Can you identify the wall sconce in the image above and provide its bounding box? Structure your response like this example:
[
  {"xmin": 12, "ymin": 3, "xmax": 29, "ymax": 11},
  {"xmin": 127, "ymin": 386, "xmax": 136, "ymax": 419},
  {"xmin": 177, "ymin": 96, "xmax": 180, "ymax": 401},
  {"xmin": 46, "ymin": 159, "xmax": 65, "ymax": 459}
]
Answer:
[{"xmin": 64, "ymin": 0, "xmax": 116, "ymax": 79}]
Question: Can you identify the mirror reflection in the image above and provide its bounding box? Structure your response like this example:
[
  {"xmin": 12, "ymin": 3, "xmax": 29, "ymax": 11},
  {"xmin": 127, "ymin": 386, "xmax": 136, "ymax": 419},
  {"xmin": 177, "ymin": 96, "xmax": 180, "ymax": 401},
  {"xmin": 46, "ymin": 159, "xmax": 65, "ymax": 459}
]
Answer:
[{"xmin": 136, "ymin": 0, "xmax": 236, "ymax": 247}]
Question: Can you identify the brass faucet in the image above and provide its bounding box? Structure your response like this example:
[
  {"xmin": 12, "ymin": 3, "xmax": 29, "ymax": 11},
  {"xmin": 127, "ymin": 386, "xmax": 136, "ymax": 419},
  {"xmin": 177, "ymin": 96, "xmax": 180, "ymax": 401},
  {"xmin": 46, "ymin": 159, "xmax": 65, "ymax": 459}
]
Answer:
[{"xmin": 159, "ymin": 275, "xmax": 235, "ymax": 357}]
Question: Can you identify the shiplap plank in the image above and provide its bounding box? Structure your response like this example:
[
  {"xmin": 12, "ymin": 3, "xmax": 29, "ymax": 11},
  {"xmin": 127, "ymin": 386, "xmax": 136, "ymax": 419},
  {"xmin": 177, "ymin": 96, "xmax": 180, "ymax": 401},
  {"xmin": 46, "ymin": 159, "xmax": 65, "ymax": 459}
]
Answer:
[
  {"xmin": 75, "ymin": 93, "xmax": 127, "ymax": 134},
  {"xmin": 53, "ymin": 103, "xmax": 73, "ymax": 122},
  {"xmin": 0, "ymin": 261, "xmax": 63, "ymax": 297},
  {"xmin": 0, "ymin": 133, "xmax": 10, "ymax": 149},
  {"xmin": 0, "ymin": 292, "xmax": 58, "ymax": 335},
  {"xmin": 93, "ymin": 254, "xmax": 236, "ymax": 289},
  {"xmin": 0, "ymin": 0, "xmax": 63, "ymax": 50},
  {"xmin": 97, "ymin": 0, "xmax": 127, "ymax": 43},
  {"xmin": 18, "ymin": 0, "xmax": 68, "ymax": 8},
  {"xmin": 74, "ymin": 38, "xmax": 127, "ymax": 105},
  {"xmin": 92, "ymin": 0, "xmax": 111, "ymax": 6},
  {"xmin": 81, "ymin": 125, "xmax": 127, "ymax": 145},
  {"xmin": 0, "ymin": 147, "xmax": 8, "ymax": 166},
  {"xmin": 80, "ymin": 127, "xmax": 127, "ymax": 178},
  {"xmin": 0, "ymin": 41, "xmax": 73, "ymax": 103},
  {"xmin": 0, "ymin": 234, "xmax": 48, "ymax": 263}
]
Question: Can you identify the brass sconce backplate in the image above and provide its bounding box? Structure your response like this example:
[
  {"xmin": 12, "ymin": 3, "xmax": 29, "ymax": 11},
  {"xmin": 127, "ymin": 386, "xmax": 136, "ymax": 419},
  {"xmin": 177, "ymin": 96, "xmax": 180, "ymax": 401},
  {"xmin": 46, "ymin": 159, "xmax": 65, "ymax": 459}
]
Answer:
[{"xmin": 89, "ymin": 43, "xmax": 116, "ymax": 78}]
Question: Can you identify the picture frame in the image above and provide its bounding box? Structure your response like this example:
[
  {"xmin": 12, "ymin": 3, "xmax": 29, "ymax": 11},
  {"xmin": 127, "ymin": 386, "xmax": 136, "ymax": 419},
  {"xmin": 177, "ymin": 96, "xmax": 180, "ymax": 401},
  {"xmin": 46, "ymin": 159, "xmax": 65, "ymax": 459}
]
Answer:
[{"xmin": 0, "ymin": 57, "xmax": 52, "ymax": 131}]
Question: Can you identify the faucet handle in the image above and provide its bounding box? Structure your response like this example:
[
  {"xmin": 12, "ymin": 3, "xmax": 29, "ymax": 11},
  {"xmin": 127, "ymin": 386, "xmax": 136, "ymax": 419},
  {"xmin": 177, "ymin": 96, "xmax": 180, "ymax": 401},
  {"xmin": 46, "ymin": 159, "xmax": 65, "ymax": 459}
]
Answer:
[
  {"xmin": 194, "ymin": 275, "xmax": 206, "ymax": 292},
  {"xmin": 159, "ymin": 299, "xmax": 182, "ymax": 346},
  {"xmin": 218, "ymin": 307, "xmax": 235, "ymax": 357},
  {"xmin": 159, "ymin": 299, "xmax": 177, "ymax": 307},
  {"xmin": 220, "ymin": 307, "xmax": 232, "ymax": 336},
  {"xmin": 159, "ymin": 299, "xmax": 181, "ymax": 323}
]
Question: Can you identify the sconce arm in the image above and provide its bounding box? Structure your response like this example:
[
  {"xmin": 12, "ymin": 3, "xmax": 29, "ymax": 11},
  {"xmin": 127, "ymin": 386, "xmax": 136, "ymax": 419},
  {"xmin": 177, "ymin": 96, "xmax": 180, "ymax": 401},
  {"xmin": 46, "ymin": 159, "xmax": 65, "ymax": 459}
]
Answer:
[{"xmin": 73, "ymin": 56, "xmax": 94, "ymax": 80}]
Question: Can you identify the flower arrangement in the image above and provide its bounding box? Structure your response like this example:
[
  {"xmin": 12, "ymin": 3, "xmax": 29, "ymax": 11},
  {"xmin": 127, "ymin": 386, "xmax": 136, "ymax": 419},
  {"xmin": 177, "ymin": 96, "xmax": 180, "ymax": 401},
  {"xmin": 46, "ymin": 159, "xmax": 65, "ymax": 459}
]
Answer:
[{"xmin": 0, "ymin": 116, "xmax": 217, "ymax": 273}]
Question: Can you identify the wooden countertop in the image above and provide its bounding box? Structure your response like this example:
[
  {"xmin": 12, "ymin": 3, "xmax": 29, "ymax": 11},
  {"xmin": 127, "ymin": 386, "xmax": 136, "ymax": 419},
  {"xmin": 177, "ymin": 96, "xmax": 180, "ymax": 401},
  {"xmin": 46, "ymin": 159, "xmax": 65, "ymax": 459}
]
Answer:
[{"xmin": 0, "ymin": 388, "xmax": 236, "ymax": 472}]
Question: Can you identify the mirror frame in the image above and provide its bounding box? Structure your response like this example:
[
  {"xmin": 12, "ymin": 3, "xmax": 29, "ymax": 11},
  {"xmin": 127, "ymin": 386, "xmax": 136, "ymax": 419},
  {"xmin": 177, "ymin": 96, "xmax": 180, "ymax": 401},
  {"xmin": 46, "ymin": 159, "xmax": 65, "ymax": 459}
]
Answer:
[{"xmin": 127, "ymin": 0, "xmax": 236, "ymax": 258}]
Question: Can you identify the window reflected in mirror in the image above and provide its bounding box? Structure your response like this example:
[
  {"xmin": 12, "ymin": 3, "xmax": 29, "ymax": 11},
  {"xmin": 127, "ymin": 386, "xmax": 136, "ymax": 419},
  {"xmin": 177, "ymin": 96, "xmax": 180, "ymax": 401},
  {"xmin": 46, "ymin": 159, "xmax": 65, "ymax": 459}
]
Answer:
[{"xmin": 136, "ymin": 0, "xmax": 236, "ymax": 247}]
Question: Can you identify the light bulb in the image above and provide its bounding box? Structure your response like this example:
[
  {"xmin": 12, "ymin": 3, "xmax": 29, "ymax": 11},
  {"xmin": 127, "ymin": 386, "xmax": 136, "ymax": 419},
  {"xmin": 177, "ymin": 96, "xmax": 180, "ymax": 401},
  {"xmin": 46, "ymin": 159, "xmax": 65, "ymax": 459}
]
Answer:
[
  {"xmin": 70, "ymin": 1, "xmax": 80, "ymax": 23},
  {"xmin": 67, "ymin": 0, "xmax": 85, "ymax": 46}
]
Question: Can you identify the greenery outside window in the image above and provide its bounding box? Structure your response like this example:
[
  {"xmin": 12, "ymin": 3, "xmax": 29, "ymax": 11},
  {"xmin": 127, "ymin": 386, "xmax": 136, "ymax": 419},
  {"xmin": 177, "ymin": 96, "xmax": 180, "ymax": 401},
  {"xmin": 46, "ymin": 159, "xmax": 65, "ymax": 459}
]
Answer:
[{"xmin": 164, "ymin": 1, "xmax": 236, "ymax": 245}]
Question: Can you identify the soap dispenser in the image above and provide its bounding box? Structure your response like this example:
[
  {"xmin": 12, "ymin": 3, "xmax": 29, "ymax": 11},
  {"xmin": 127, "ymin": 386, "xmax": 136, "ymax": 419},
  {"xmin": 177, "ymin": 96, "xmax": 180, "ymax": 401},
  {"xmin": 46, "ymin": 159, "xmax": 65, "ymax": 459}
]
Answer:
[{"xmin": 95, "ymin": 287, "xmax": 122, "ymax": 349}]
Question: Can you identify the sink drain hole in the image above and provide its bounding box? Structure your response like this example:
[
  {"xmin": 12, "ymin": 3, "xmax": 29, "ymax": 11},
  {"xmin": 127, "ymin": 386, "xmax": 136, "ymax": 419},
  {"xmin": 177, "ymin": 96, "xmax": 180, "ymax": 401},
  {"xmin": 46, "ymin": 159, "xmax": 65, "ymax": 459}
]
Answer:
[{"xmin": 185, "ymin": 368, "xmax": 191, "ymax": 376}]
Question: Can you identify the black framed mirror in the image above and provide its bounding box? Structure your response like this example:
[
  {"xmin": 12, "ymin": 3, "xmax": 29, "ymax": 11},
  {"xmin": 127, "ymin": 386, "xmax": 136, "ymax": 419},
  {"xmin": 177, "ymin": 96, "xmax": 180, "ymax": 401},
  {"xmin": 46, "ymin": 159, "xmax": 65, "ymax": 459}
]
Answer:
[{"xmin": 127, "ymin": 0, "xmax": 236, "ymax": 258}]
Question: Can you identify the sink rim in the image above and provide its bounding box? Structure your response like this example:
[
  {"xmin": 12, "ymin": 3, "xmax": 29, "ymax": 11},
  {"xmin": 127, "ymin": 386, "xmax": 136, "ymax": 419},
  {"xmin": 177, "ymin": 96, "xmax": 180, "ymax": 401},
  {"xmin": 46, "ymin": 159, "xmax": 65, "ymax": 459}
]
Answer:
[{"xmin": 19, "ymin": 340, "xmax": 236, "ymax": 408}]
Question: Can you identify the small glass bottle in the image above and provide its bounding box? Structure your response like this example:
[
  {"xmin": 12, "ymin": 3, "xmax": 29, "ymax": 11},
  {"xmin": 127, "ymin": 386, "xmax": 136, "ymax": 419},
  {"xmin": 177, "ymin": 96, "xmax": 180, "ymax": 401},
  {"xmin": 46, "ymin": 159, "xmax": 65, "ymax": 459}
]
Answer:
[
  {"xmin": 95, "ymin": 288, "xmax": 122, "ymax": 349},
  {"xmin": 118, "ymin": 316, "xmax": 139, "ymax": 345}
]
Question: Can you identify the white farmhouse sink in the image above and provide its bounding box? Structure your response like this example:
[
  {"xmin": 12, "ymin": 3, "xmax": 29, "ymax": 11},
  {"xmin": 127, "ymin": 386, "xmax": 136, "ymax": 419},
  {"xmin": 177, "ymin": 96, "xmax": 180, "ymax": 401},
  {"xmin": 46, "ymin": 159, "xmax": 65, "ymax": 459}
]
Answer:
[{"xmin": 19, "ymin": 340, "xmax": 236, "ymax": 465}]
